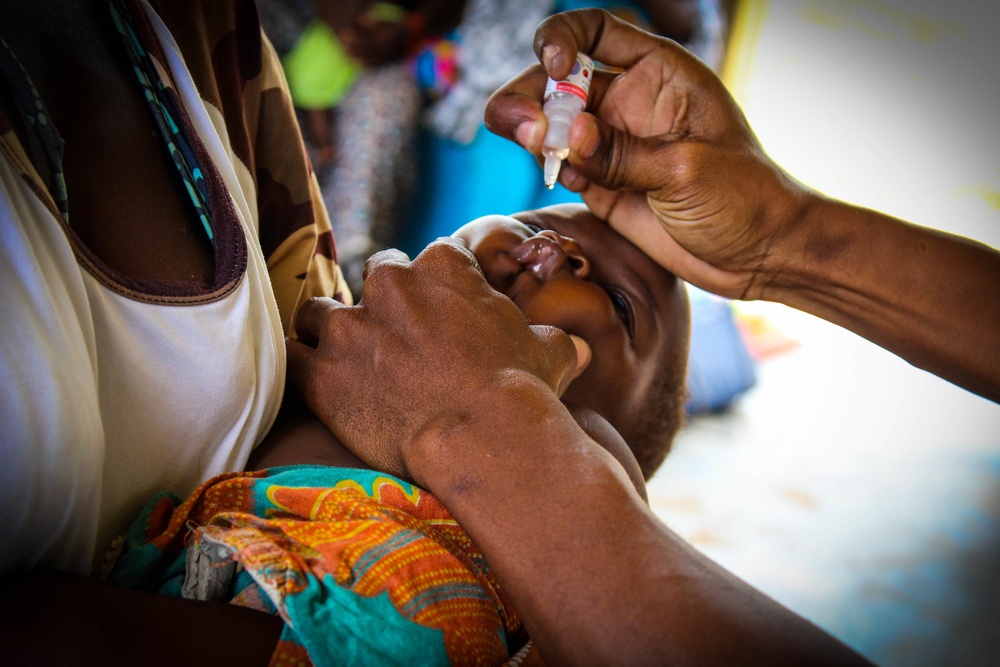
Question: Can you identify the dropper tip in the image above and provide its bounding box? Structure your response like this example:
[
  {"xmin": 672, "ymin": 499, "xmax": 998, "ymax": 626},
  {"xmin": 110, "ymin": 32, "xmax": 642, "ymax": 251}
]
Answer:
[{"xmin": 543, "ymin": 156, "xmax": 562, "ymax": 190}]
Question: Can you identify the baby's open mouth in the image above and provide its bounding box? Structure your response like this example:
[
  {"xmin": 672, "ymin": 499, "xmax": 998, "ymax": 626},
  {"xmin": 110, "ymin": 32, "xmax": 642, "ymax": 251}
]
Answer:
[{"xmin": 511, "ymin": 236, "xmax": 566, "ymax": 282}]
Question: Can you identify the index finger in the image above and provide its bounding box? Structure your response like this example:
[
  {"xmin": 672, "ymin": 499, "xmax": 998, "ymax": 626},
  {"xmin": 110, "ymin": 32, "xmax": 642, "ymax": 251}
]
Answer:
[
  {"xmin": 292, "ymin": 296, "xmax": 351, "ymax": 348},
  {"xmin": 411, "ymin": 237, "xmax": 485, "ymax": 282},
  {"xmin": 483, "ymin": 64, "xmax": 550, "ymax": 152},
  {"xmin": 362, "ymin": 248, "xmax": 411, "ymax": 283},
  {"xmin": 533, "ymin": 9, "xmax": 667, "ymax": 79}
]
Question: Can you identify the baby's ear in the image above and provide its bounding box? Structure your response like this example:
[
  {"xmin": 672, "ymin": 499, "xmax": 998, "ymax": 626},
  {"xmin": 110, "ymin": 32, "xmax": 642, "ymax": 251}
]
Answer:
[{"xmin": 562, "ymin": 402, "xmax": 647, "ymax": 502}]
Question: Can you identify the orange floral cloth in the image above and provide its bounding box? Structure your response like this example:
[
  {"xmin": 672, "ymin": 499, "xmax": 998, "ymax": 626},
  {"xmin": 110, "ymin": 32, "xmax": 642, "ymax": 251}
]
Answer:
[{"xmin": 110, "ymin": 465, "xmax": 538, "ymax": 666}]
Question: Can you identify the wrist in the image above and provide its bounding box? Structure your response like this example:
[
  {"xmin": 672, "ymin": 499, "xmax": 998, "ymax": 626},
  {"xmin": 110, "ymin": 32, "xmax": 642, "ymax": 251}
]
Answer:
[
  {"xmin": 759, "ymin": 191, "xmax": 896, "ymax": 325},
  {"xmin": 749, "ymin": 175, "xmax": 829, "ymax": 303},
  {"xmin": 403, "ymin": 371, "xmax": 582, "ymax": 498}
]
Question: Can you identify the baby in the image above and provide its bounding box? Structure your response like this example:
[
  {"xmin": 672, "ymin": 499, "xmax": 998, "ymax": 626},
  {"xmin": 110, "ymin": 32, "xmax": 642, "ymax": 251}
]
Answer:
[
  {"xmin": 453, "ymin": 202, "xmax": 691, "ymax": 480},
  {"xmin": 109, "ymin": 203, "xmax": 691, "ymax": 666},
  {"xmin": 253, "ymin": 202, "xmax": 692, "ymax": 483}
]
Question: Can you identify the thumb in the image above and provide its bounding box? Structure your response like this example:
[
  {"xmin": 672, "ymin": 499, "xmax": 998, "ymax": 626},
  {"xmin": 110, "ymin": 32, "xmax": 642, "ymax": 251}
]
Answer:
[
  {"xmin": 529, "ymin": 325, "xmax": 584, "ymax": 397},
  {"xmin": 568, "ymin": 334, "xmax": 592, "ymax": 381},
  {"xmin": 568, "ymin": 112, "xmax": 680, "ymax": 193},
  {"xmin": 285, "ymin": 336, "xmax": 325, "ymax": 417}
]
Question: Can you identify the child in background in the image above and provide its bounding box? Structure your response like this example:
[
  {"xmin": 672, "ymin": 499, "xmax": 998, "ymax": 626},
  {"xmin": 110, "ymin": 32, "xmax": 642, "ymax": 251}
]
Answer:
[
  {"xmin": 257, "ymin": 0, "xmax": 466, "ymax": 295},
  {"xmin": 108, "ymin": 204, "xmax": 690, "ymax": 666}
]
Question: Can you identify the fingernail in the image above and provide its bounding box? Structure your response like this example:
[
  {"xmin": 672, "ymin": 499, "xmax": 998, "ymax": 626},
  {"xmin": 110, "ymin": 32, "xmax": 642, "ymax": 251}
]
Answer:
[
  {"xmin": 516, "ymin": 120, "xmax": 543, "ymax": 151},
  {"xmin": 542, "ymin": 44, "xmax": 560, "ymax": 72}
]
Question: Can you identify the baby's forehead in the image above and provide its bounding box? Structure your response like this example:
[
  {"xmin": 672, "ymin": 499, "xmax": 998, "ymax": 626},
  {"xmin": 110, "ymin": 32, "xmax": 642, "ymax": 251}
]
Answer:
[{"xmin": 512, "ymin": 204, "xmax": 598, "ymax": 230}]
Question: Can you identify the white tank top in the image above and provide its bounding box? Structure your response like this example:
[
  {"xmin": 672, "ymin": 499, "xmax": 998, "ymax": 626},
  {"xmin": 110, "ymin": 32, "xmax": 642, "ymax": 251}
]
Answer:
[{"xmin": 0, "ymin": 5, "xmax": 285, "ymax": 574}]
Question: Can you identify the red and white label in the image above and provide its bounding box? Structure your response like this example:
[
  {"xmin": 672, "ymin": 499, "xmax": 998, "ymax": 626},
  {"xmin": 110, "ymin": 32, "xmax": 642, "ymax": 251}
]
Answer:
[{"xmin": 544, "ymin": 53, "xmax": 594, "ymax": 103}]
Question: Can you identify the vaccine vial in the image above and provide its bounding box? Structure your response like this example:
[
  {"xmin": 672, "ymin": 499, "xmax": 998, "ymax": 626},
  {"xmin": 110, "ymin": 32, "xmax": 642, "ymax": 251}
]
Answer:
[{"xmin": 542, "ymin": 52, "xmax": 594, "ymax": 189}]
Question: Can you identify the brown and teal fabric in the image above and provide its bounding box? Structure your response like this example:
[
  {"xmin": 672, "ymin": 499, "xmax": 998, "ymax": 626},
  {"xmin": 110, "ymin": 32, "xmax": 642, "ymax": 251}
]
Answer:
[{"xmin": 145, "ymin": 0, "xmax": 352, "ymax": 319}]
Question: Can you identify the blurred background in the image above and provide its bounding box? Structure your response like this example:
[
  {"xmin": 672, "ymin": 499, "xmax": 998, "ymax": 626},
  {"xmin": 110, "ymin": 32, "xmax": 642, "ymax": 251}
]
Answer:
[
  {"xmin": 260, "ymin": 1, "xmax": 1000, "ymax": 664},
  {"xmin": 646, "ymin": 1, "xmax": 1000, "ymax": 665}
]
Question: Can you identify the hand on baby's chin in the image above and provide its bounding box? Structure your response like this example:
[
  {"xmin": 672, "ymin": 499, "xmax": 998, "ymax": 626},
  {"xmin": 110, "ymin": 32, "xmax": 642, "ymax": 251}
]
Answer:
[
  {"xmin": 286, "ymin": 241, "xmax": 581, "ymax": 482},
  {"xmin": 450, "ymin": 231, "xmax": 591, "ymax": 391}
]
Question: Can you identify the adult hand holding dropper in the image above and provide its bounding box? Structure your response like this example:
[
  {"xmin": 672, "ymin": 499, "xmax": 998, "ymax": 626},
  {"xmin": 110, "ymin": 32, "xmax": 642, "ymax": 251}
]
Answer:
[{"xmin": 487, "ymin": 8, "xmax": 1000, "ymax": 402}]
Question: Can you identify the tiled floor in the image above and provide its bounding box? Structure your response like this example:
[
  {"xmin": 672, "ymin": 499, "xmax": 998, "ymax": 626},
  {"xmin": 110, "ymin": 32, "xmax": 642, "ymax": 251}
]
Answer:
[{"xmin": 644, "ymin": 2, "xmax": 1000, "ymax": 662}]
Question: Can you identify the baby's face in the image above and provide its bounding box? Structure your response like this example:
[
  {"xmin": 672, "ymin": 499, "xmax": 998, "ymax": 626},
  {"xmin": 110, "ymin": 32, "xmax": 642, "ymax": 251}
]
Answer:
[{"xmin": 453, "ymin": 204, "xmax": 689, "ymax": 444}]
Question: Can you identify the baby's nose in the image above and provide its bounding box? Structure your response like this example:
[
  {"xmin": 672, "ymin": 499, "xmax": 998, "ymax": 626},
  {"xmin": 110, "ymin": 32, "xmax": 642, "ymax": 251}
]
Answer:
[{"xmin": 513, "ymin": 232, "xmax": 591, "ymax": 282}]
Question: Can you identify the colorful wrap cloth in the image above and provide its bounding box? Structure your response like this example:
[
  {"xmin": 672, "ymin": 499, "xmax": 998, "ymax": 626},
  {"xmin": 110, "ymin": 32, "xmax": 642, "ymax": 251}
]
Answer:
[{"xmin": 109, "ymin": 465, "xmax": 537, "ymax": 666}]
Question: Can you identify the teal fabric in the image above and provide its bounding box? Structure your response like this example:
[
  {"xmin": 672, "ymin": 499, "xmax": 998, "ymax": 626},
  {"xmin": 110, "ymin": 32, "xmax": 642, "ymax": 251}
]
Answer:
[
  {"xmin": 0, "ymin": 38, "xmax": 69, "ymax": 221},
  {"xmin": 108, "ymin": 489, "xmax": 188, "ymax": 596},
  {"xmin": 285, "ymin": 576, "xmax": 450, "ymax": 667},
  {"xmin": 109, "ymin": 0, "xmax": 214, "ymax": 244},
  {"xmin": 109, "ymin": 465, "xmax": 514, "ymax": 666}
]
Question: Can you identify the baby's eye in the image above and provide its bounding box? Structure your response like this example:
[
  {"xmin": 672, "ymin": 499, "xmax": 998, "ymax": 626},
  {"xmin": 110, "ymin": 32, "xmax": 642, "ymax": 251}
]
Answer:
[
  {"xmin": 522, "ymin": 222, "xmax": 544, "ymax": 234},
  {"xmin": 603, "ymin": 285, "xmax": 634, "ymax": 338}
]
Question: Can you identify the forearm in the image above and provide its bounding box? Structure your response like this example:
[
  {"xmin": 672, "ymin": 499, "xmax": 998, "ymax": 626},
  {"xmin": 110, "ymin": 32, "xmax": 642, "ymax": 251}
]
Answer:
[
  {"xmin": 765, "ymin": 195, "xmax": 1000, "ymax": 402},
  {"xmin": 407, "ymin": 375, "xmax": 870, "ymax": 665},
  {"xmin": 2, "ymin": 571, "xmax": 282, "ymax": 664}
]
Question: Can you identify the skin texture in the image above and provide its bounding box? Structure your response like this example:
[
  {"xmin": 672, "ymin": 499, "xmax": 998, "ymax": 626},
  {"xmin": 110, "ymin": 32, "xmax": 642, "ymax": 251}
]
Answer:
[
  {"xmin": 634, "ymin": 0, "xmax": 700, "ymax": 43},
  {"xmin": 262, "ymin": 203, "xmax": 683, "ymax": 496},
  {"xmin": 7, "ymin": 2, "xmax": 994, "ymax": 663},
  {"xmin": 251, "ymin": 391, "xmax": 649, "ymax": 501},
  {"xmin": 289, "ymin": 8, "xmax": 997, "ymax": 665},
  {"xmin": 287, "ymin": 239, "xmax": 581, "ymax": 480},
  {"xmin": 0, "ymin": 0, "xmax": 214, "ymax": 284},
  {"xmin": 281, "ymin": 204, "xmax": 687, "ymax": 492},
  {"xmin": 485, "ymin": 8, "xmax": 1000, "ymax": 402}
]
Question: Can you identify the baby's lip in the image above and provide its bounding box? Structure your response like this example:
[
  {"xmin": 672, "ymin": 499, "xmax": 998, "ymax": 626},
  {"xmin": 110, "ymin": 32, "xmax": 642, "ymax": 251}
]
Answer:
[{"xmin": 511, "ymin": 236, "xmax": 566, "ymax": 282}]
